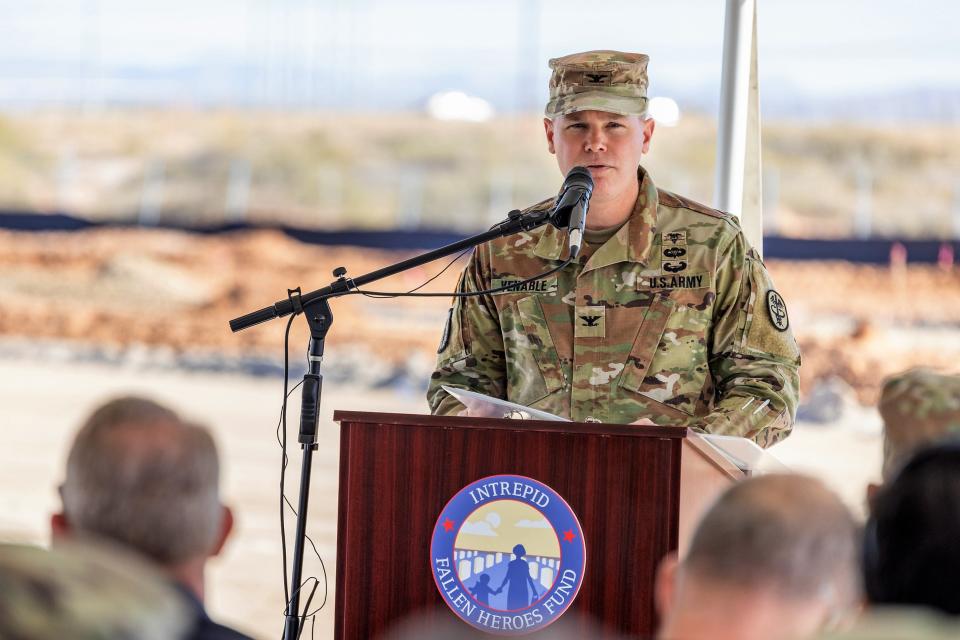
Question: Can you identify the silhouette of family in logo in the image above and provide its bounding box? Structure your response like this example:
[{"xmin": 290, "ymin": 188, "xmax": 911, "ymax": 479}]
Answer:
[{"xmin": 470, "ymin": 544, "xmax": 540, "ymax": 610}]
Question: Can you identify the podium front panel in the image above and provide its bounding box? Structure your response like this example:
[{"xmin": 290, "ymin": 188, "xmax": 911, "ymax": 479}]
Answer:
[{"xmin": 333, "ymin": 412, "xmax": 697, "ymax": 639}]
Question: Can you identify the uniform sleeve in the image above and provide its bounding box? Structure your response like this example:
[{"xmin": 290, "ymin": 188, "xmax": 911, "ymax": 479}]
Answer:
[
  {"xmin": 426, "ymin": 246, "xmax": 507, "ymax": 415},
  {"xmin": 703, "ymin": 229, "xmax": 801, "ymax": 447}
]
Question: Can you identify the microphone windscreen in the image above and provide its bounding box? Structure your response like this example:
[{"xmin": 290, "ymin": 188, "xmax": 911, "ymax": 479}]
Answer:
[{"xmin": 564, "ymin": 166, "xmax": 594, "ymax": 195}]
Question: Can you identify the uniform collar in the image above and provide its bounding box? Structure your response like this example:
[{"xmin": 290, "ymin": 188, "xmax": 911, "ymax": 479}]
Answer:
[
  {"xmin": 172, "ymin": 580, "xmax": 209, "ymax": 621},
  {"xmin": 533, "ymin": 166, "xmax": 659, "ymax": 269}
]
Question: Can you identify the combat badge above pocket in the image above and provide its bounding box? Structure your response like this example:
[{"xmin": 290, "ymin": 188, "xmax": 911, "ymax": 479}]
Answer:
[{"xmin": 637, "ymin": 231, "xmax": 712, "ymax": 292}]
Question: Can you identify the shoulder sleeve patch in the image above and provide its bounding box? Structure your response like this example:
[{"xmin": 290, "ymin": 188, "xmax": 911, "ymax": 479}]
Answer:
[
  {"xmin": 766, "ymin": 290, "xmax": 790, "ymax": 332},
  {"xmin": 743, "ymin": 259, "xmax": 800, "ymax": 362}
]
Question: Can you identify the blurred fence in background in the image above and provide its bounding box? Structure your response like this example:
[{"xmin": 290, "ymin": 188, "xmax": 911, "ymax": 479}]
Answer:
[{"xmin": 2, "ymin": 111, "xmax": 959, "ymax": 240}]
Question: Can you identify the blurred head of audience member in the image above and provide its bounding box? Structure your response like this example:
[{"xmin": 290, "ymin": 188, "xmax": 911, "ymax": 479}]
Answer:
[
  {"xmin": 863, "ymin": 439, "xmax": 960, "ymax": 616},
  {"xmin": 52, "ymin": 395, "xmax": 250, "ymax": 639},
  {"xmin": 0, "ymin": 541, "xmax": 189, "ymax": 640},
  {"xmin": 877, "ymin": 368, "xmax": 960, "ymax": 484},
  {"xmin": 655, "ymin": 474, "xmax": 861, "ymax": 640}
]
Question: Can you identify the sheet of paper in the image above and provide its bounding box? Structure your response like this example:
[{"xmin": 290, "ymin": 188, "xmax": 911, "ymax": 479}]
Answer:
[
  {"xmin": 441, "ymin": 386, "xmax": 789, "ymax": 473},
  {"xmin": 696, "ymin": 432, "xmax": 789, "ymax": 473},
  {"xmin": 441, "ymin": 385, "xmax": 569, "ymax": 421}
]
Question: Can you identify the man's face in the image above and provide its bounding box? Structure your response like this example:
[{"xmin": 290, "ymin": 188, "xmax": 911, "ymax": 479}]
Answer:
[{"xmin": 544, "ymin": 110, "xmax": 654, "ymax": 206}]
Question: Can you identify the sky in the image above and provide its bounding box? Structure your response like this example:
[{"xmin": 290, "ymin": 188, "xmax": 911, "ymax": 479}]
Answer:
[{"xmin": 0, "ymin": 0, "xmax": 957, "ymax": 113}]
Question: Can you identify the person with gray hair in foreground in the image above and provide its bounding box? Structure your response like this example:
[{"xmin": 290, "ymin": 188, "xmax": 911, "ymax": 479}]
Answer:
[
  {"xmin": 655, "ymin": 474, "xmax": 861, "ymax": 640},
  {"xmin": 51, "ymin": 396, "xmax": 253, "ymax": 640}
]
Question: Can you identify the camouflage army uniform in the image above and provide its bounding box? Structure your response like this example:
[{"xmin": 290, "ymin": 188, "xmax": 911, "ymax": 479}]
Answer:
[
  {"xmin": 818, "ymin": 609, "xmax": 960, "ymax": 640},
  {"xmin": 428, "ymin": 167, "xmax": 801, "ymax": 446},
  {"xmin": 0, "ymin": 541, "xmax": 189, "ymax": 639},
  {"xmin": 878, "ymin": 368, "xmax": 960, "ymax": 479}
]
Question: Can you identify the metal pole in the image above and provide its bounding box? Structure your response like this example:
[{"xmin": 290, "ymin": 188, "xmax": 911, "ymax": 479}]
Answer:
[
  {"xmin": 952, "ymin": 182, "xmax": 960, "ymax": 240},
  {"xmin": 283, "ymin": 446, "xmax": 315, "ymax": 640},
  {"xmin": 854, "ymin": 162, "xmax": 874, "ymax": 239},
  {"xmin": 225, "ymin": 158, "xmax": 251, "ymax": 224},
  {"xmin": 138, "ymin": 158, "xmax": 165, "ymax": 226},
  {"xmin": 741, "ymin": 4, "xmax": 764, "ymax": 256},
  {"xmin": 715, "ymin": 0, "xmax": 755, "ymax": 217}
]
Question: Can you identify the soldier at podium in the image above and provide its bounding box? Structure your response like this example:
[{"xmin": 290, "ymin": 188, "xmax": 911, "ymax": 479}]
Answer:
[{"xmin": 428, "ymin": 50, "xmax": 800, "ymax": 447}]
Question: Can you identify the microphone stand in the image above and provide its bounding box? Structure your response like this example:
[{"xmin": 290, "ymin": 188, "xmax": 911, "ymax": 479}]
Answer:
[{"xmin": 229, "ymin": 206, "xmax": 560, "ymax": 640}]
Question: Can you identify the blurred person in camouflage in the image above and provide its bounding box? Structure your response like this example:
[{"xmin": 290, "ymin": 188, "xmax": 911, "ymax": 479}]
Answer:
[
  {"xmin": 51, "ymin": 396, "xmax": 253, "ymax": 640},
  {"xmin": 862, "ymin": 368, "xmax": 960, "ymax": 507},
  {"xmin": 874, "ymin": 368, "xmax": 960, "ymax": 488},
  {"xmin": 0, "ymin": 541, "xmax": 190, "ymax": 640},
  {"xmin": 655, "ymin": 474, "xmax": 861, "ymax": 640},
  {"xmin": 428, "ymin": 50, "xmax": 800, "ymax": 445},
  {"xmin": 816, "ymin": 439, "xmax": 960, "ymax": 640},
  {"xmin": 816, "ymin": 373, "xmax": 960, "ymax": 640}
]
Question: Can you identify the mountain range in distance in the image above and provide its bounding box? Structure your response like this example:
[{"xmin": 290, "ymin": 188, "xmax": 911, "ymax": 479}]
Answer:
[{"xmin": 0, "ymin": 61, "xmax": 957, "ymax": 123}]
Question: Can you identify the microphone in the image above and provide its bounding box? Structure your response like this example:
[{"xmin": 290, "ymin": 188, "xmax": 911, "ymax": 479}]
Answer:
[{"xmin": 552, "ymin": 166, "xmax": 594, "ymax": 259}]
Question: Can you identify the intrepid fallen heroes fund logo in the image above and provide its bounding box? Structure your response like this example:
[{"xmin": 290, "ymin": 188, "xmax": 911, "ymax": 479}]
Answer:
[{"xmin": 430, "ymin": 475, "xmax": 586, "ymax": 635}]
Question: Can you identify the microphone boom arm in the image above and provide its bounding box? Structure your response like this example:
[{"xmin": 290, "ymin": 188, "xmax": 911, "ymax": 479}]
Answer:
[
  {"xmin": 229, "ymin": 206, "xmax": 556, "ymax": 332},
  {"xmin": 233, "ymin": 169, "xmax": 590, "ymax": 640}
]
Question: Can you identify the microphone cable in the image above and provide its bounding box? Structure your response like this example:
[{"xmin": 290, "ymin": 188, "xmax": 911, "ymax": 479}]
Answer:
[
  {"xmin": 277, "ymin": 314, "xmax": 328, "ymax": 640},
  {"xmin": 271, "ymin": 212, "xmax": 579, "ymax": 637},
  {"xmin": 352, "ymin": 257, "xmax": 573, "ymax": 299}
]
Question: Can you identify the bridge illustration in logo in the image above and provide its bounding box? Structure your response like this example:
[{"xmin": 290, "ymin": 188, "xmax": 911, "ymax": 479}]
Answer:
[{"xmin": 454, "ymin": 499, "xmax": 561, "ymax": 611}]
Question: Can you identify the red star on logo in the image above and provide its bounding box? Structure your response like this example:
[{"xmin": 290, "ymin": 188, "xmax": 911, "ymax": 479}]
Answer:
[
  {"xmin": 563, "ymin": 530, "xmax": 576, "ymax": 543},
  {"xmin": 442, "ymin": 518, "xmax": 455, "ymax": 532}
]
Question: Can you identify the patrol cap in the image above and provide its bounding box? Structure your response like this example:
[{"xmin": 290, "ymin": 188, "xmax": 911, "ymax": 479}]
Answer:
[
  {"xmin": 544, "ymin": 50, "xmax": 649, "ymax": 119},
  {"xmin": 879, "ymin": 368, "xmax": 960, "ymax": 480}
]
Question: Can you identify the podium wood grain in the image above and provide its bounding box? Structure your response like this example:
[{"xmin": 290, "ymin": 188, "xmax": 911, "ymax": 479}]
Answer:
[{"xmin": 333, "ymin": 411, "xmax": 741, "ymax": 639}]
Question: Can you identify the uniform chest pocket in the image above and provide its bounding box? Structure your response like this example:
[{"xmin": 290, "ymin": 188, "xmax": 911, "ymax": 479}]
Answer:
[
  {"xmin": 511, "ymin": 295, "xmax": 567, "ymax": 402},
  {"xmin": 618, "ymin": 294, "xmax": 675, "ymax": 394}
]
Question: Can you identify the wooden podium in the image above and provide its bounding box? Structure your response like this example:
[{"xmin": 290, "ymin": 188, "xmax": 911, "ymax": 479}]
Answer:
[{"xmin": 332, "ymin": 411, "xmax": 743, "ymax": 639}]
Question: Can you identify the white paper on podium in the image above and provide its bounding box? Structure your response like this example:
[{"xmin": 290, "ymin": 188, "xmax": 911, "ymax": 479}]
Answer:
[
  {"xmin": 693, "ymin": 432, "xmax": 789, "ymax": 474},
  {"xmin": 441, "ymin": 385, "xmax": 570, "ymax": 422},
  {"xmin": 441, "ymin": 385, "xmax": 787, "ymax": 473}
]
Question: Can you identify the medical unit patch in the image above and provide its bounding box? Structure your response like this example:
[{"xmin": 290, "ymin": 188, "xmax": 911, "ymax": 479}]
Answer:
[{"xmin": 430, "ymin": 475, "xmax": 586, "ymax": 635}]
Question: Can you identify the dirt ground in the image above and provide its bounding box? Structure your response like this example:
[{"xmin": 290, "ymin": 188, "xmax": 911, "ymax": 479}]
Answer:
[
  {"xmin": 0, "ymin": 228, "xmax": 958, "ymax": 638},
  {"xmin": 0, "ymin": 227, "xmax": 957, "ymax": 401}
]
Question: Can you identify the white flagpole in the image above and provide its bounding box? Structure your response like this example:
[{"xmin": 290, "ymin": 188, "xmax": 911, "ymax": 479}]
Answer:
[{"xmin": 715, "ymin": 0, "xmax": 764, "ymax": 256}]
